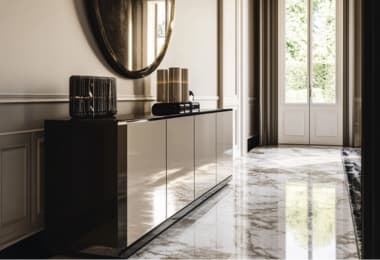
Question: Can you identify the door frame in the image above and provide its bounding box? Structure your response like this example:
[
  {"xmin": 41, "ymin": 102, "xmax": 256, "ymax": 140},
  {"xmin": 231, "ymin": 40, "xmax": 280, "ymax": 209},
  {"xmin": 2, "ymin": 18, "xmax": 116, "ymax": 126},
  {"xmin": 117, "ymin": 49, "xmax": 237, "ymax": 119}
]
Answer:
[{"xmin": 278, "ymin": 0, "xmax": 344, "ymax": 145}]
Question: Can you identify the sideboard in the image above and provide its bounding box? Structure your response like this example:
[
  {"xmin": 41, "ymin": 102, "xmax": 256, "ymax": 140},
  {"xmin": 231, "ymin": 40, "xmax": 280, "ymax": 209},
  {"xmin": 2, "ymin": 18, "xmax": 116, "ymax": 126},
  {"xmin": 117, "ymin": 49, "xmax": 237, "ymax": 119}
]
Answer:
[{"xmin": 45, "ymin": 109, "xmax": 233, "ymax": 257}]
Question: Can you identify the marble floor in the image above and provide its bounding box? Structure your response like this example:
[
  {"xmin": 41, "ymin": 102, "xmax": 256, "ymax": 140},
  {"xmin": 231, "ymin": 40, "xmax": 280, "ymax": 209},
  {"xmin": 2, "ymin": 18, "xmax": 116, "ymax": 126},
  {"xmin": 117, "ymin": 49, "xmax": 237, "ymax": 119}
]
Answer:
[
  {"xmin": 342, "ymin": 148, "xmax": 362, "ymax": 254},
  {"xmin": 131, "ymin": 146, "xmax": 359, "ymax": 259}
]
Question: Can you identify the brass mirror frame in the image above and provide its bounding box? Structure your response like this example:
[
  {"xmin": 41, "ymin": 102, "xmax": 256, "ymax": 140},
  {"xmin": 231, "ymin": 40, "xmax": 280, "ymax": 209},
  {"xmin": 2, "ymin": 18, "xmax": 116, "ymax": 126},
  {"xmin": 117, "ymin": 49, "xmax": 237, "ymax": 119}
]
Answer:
[{"xmin": 86, "ymin": 0, "xmax": 175, "ymax": 79}]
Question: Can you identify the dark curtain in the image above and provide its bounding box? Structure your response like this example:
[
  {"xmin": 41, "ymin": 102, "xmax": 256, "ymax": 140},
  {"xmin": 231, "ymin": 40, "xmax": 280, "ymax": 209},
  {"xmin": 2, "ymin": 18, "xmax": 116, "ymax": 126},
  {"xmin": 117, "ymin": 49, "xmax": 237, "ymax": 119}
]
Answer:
[
  {"xmin": 343, "ymin": 0, "xmax": 362, "ymax": 147},
  {"xmin": 256, "ymin": 0, "xmax": 279, "ymax": 146}
]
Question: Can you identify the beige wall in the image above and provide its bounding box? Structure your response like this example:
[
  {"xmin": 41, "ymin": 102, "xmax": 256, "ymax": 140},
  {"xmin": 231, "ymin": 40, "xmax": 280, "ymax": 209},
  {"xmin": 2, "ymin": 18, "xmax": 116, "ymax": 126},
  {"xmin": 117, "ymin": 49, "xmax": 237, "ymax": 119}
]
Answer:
[
  {"xmin": 221, "ymin": 0, "xmax": 237, "ymax": 103},
  {"xmin": 0, "ymin": 0, "xmax": 218, "ymax": 107},
  {"xmin": 0, "ymin": 0, "xmax": 135, "ymax": 96},
  {"xmin": 159, "ymin": 0, "xmax": 218, "ymax": 105}
]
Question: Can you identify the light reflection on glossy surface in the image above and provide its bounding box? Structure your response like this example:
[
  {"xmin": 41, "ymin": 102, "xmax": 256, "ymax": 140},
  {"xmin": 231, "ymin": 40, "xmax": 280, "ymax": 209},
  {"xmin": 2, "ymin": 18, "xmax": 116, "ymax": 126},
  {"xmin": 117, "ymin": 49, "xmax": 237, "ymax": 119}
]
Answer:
[
  {"xmin": 285, "ymin": 183, "xmax": 337, "ymax": 260},
  {"xmin": 286, "ymin": 183, "xmax": 308, "ymax": 260},
  {"xmin": 127, "ymin": 121, "xmax": 167, "ymax": 246},
  {"xmin": 132, "ymin": 147, "xmax": 358, "ymax": 259},
  {"xmin": 166, "ymin": 116, "xmax": 195, "ymax": 218},
  {"xmin": 194, "ymin": 114, "xmax": 217, "ymax": 198},
  {"xmin": 312, "ymin": 184, "xmax": 336, "ymax": 260}
]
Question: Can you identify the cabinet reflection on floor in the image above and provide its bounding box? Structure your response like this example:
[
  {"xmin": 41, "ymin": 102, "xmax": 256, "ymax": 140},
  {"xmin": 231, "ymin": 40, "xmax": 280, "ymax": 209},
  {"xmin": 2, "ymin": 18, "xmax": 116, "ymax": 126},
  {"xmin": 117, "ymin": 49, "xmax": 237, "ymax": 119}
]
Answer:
[{"xmin": 132, "ymin": 147, "xmax": 359, "ymax": 259}]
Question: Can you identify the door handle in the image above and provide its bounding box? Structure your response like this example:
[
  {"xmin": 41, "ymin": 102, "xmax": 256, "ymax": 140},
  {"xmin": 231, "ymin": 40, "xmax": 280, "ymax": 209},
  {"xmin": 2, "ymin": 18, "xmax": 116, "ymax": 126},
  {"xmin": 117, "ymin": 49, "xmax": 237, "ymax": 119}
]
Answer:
[{"xmin": 309, "ymin": 84, "xmax": 312, "ymax": 99}]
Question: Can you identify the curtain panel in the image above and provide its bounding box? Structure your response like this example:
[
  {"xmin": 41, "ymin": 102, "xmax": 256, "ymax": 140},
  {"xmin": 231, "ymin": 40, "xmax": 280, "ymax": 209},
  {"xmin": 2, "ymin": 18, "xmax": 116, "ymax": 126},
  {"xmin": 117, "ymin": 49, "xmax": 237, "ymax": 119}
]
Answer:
[
  {"xmin": 257, "ymin": 0, "xmax": 279, "ymax": 146},
  {"xmin": 343, "ymin": 0, "xmax": 362, "ymax": 147}
]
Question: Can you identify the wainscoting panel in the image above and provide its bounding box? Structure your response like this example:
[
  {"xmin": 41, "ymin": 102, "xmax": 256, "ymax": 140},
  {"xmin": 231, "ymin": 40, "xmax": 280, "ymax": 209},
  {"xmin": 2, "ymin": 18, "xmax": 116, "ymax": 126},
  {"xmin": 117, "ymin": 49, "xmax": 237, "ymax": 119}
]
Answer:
[
  {"xmin": 31, "ymin": 133, "xmax": 44, "ymax": 229},
  {"xmin": 315, "ymin": 112, "xmax": 339, "ymax": 137},
  {"xmin": 0, "ymin": 134, "xmax": 31, "ymax": 246},
  {"xmin": 283, "ymin": 110, "xmax": 306, "ymax": 136},
  {"xmin": 222, "ymin": 96, "xmax": 239, "ymax": 154}
]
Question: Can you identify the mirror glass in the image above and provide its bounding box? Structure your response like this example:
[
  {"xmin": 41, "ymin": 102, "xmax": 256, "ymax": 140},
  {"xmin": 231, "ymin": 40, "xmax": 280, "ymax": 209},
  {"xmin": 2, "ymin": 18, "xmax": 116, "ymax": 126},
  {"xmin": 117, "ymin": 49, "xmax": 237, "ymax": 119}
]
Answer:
[{"xmin": 87, "ymin": 0, "xmax": 175, "ymax": 78}]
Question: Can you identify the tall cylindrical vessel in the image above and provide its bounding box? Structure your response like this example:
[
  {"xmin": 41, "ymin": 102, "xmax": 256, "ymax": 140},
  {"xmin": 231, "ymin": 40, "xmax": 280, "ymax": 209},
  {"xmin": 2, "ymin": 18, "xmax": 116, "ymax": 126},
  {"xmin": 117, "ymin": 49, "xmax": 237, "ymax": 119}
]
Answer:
[
  {"xmin": 157, "ymin": 69, "xmax": 169, "ymax": 102},
  {"xmin": 169, "ymin": 67, "xmax": 182, "ymax": 102},
  {"xmin": 181, "ymin": 68, "xmax": 189, "ymax": 102}
]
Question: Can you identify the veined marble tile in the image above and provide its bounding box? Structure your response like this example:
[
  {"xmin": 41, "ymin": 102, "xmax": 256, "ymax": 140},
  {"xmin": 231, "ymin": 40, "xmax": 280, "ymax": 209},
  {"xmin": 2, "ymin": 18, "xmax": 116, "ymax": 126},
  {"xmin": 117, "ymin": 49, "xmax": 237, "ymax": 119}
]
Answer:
[{"xmin": 131, "ymin": 146, "xmax": 359, "ymax": 259}]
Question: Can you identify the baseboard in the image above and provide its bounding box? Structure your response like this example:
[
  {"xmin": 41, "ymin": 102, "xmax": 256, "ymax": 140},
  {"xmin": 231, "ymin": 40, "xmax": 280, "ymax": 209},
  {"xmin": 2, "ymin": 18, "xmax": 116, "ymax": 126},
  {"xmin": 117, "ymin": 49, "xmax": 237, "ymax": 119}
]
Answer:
[{"xmin": 248, "ymin": 135, "xmax": 259, "ymax": 152}]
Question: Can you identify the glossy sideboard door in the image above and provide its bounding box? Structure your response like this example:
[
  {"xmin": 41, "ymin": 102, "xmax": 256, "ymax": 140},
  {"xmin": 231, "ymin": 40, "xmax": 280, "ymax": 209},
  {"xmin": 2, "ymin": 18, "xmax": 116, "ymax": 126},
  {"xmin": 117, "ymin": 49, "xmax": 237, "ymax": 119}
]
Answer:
[
  {"xmin": 217, "ymin": 111, "xmax": 234, "ymax": 182},
  {"xmin": 166, "ymin": 117, "xmax": 195, "ymax": 217},
  {"xmin": 127, "ymin": 121, "xmax": 166, "ymax": 246},
  {"xmin": 194, "ymin": 113, "xmax": 217, "ymax": 198}
]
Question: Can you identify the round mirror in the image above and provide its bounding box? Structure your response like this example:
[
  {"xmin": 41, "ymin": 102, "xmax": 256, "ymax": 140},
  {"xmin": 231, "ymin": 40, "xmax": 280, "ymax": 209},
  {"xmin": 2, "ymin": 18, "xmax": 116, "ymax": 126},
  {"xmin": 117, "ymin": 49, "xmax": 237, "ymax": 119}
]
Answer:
[{"xmin": 87, "ymin": 0, "xmax": 175, "ymax": 79}]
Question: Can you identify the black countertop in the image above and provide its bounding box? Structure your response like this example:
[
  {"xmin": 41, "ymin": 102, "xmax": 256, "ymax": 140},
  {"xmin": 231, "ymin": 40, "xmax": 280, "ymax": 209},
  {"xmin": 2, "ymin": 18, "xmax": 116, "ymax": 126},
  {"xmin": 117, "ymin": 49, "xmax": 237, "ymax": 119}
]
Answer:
[
  {"xmin": 116, "ymin": 108, "xmax": 233, "ymax": 123},
  {"xmin": 45, "ymin": 108, "xmax": 233, "ymax": 124}
]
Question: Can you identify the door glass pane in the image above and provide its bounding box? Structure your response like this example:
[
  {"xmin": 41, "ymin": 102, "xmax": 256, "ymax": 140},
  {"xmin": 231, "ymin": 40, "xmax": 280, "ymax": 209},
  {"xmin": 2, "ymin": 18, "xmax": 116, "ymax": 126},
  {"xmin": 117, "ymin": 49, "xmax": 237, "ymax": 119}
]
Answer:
[
  {"xmin": 311, "ymin": 0, "xmax": 336, "ymax": 104},
  {"xmin": 285, "ymin": 0, "xmax": 308, "ymax": 104}
]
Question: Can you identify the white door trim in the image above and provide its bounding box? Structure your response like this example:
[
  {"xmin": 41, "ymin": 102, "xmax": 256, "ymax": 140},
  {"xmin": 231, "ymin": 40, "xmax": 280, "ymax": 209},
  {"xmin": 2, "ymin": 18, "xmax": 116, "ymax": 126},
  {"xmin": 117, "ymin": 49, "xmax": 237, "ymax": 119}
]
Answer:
[{"xmin": 278, "ymin": 0, "xmax": 343, "ymax": 146}]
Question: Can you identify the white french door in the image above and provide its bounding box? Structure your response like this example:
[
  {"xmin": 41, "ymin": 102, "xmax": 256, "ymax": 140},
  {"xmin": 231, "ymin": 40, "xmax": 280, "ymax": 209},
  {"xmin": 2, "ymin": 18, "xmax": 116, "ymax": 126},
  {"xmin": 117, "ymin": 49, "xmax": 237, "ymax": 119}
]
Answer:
[{"xmin": 278, "ymin": 0, "xmax": 343, "ymax": 145}]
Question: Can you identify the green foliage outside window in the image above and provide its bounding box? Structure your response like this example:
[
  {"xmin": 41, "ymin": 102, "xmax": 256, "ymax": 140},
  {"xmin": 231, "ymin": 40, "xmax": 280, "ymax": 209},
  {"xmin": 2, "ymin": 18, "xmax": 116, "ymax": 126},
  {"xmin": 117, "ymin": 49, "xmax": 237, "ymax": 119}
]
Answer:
[{"xmin": 285, "ymin": 0, "xmax": 336, "ymax": 104}]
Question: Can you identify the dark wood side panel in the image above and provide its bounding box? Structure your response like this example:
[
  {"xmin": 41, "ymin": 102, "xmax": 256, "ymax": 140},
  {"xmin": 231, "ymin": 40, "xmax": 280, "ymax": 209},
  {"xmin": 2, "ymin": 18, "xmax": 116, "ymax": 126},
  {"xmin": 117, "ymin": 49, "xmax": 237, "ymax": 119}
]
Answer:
[{"xmin": 45, "ymin": 119, "xmax": 118, "ymax": 255}]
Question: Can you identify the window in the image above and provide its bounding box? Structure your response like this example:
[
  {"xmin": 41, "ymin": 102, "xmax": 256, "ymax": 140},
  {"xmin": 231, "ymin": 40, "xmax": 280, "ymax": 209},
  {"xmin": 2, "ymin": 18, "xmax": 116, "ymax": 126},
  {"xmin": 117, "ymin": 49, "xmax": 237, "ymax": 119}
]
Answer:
[{"xmin": 285, "ymin": 0, "xmax": 336, "ymax": 104}]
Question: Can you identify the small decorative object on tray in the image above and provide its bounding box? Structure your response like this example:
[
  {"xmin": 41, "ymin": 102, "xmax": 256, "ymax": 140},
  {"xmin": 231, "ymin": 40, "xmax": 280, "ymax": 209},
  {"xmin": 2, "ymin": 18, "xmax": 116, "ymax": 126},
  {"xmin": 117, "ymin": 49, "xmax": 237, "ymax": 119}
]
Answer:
[
  {"xmin": 154, "ymin": 67, "xmax": 198, "ymax": 115},
  {"xmin": 69, "ymin": 75, "xmax": 117, "ymax": 119}
]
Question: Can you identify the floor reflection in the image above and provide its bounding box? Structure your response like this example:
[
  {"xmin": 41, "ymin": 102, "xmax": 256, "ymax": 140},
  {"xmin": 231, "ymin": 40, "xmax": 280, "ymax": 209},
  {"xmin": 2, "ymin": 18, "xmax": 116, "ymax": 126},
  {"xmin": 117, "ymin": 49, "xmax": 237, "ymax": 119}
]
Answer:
[
  {"xmin": 132, "ymin": 146, "xmax": 358, "ymax": 259},
  {"xmin": 286, "ymin": 183, "xmax": 308, "ymax": 260},
  {"xmin": 286, "ymin": 182, "xmax": 337, "ymax": 260},
  {"xmin": 312, "ymin": 184, "xmax": 336, "ymax": 260}
]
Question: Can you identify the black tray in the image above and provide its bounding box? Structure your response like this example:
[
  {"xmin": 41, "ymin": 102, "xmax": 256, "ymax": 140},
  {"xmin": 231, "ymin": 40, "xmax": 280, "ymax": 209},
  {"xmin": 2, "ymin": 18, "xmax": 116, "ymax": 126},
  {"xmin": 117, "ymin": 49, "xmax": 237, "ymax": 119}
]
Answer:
[{"xmin": 152, "ymin": 102, "xmax": 200, "ymax": 116}]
